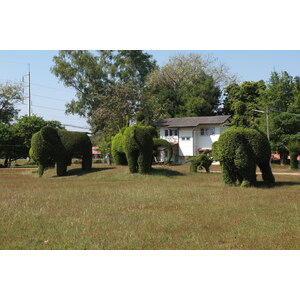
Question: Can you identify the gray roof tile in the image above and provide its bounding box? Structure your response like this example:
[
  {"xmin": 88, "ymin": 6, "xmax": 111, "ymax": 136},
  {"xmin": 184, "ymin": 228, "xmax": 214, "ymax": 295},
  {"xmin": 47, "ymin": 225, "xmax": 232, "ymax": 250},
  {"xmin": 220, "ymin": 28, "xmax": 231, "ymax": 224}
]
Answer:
[{"xmin": 153, "ymin": 115, "xmax": 231, "ymax": 128}]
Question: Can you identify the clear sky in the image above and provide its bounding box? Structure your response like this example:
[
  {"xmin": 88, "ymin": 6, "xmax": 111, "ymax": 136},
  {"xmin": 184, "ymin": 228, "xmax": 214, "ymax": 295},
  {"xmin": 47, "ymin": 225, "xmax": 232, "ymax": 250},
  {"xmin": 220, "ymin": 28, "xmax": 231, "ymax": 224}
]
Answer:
[{"xmin": 1, "ymin": 50, "xmax": 300, "ymax": 131}]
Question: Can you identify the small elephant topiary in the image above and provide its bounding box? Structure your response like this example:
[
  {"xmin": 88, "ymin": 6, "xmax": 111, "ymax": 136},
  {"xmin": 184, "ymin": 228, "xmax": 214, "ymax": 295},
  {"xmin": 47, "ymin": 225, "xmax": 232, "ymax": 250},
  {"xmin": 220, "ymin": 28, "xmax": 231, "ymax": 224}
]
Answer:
[
  {"xmin": 188, "ymin": 151, "xmax": 213, "ymax": 173},
  {"xmin": 213, "ymin": 127, "xmax": 275, "ymax": 186},
  {"xmin": 153, "ymin": 138, "xmax": 173, "ymax": 165},
  {"xmin": 111, "ymin": 125, "xmax": 156, "ymax": 174},
  {"xmin": 31, "ymin": 126, "xmax": 92, "ymax": 176}
]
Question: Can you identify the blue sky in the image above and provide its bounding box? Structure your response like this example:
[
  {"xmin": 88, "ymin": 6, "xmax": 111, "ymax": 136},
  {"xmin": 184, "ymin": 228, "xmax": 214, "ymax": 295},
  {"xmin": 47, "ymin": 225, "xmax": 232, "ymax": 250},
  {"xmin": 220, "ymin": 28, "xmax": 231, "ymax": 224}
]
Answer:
[{"xmin": 1, "ymin": 50, "xmax": 300, "ymax": 131}]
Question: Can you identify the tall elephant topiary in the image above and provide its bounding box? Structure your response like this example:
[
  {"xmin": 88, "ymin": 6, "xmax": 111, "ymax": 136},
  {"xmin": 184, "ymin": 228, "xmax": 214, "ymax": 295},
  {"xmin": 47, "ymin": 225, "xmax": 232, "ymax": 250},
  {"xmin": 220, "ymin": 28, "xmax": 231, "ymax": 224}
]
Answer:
[
  {"xmin": 214, "ymin": 127, "xmax": 275, "ymax": 187},
  {"xmin": 111, "ymin": 125, "xmax": 156, "ymax": 173},
  {"xmin": 31, "ymin": 126, "xmax": 92, "ymax": 176}
]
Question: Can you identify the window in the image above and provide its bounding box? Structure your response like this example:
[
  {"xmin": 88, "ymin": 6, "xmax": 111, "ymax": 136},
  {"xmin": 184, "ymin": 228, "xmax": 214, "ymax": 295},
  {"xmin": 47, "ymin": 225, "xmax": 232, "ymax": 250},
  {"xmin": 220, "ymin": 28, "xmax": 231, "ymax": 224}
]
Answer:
[
  {"xmin": 200, "ymin": 127, "xmax": 215, "ymax": 136},
  {"xmin": 169, "ymin": 130, "xmax": 173, "ymax": 136},
  {"xmin": 181, "ymin": 136, "xmax": 191, "ymax": 141},
  {"xmin": 174, "ymin": 130, "xmax": 178, "ymax": 136},
  {"xmin": 165, "ymin": 130, "xmax": 168, "ymax": 137}
]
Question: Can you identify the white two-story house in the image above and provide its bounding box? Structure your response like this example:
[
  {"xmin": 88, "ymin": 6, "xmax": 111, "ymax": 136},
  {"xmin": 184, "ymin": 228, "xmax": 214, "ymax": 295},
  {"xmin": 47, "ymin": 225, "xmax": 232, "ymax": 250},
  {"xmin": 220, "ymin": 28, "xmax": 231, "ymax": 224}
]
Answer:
[{"xmin": 153, "ymin": 115, "xmax": 231, "ymax": 164}]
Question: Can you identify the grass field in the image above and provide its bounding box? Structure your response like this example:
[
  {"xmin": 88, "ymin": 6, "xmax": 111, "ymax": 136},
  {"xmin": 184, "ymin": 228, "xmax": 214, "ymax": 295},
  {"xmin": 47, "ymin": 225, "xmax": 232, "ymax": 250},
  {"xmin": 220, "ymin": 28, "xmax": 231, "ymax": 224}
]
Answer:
[{"xmin": 0, "ymin": 163, "xmax": 299, "ymax": 250}]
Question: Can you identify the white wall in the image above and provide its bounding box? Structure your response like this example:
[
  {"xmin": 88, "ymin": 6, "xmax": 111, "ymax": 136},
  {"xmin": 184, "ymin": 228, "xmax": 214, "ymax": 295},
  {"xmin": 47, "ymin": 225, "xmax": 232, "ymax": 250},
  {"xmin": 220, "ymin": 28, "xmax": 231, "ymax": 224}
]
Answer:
[
  {"xmin": 159, "ymin": 127, "xmax": 178, "ymax": 143},
  {"xmin": 194, "ymin": 125, "xmax": 222, "ymax": 153},
  {"xmin": 159, "ymin": 124, "xmax": 228, "ymax": 159},
  {"xmin": 178, "ymin": 128, "xmax": 193, "ymax": 156}
]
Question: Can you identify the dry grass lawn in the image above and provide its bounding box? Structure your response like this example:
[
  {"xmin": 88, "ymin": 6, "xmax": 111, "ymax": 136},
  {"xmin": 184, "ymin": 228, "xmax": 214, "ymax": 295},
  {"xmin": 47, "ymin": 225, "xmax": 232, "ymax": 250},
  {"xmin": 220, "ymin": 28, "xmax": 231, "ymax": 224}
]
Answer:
[{"xmin": 0, "ymin": 163, "xmax": 299, "ymax": 249}]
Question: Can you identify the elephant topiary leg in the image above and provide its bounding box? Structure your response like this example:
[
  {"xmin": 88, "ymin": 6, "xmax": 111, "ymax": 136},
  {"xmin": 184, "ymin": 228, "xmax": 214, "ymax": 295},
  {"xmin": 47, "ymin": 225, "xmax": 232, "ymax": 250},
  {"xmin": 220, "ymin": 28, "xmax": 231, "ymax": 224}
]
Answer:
[
  {"xmin": 126, "ymin": 151, "xmax": 139, "ymax": 173},
  {"xmin": 38, "ymin": 165, "xmax": 45, "ymax": 177},
  {"xmin": 56, "ymin": 160, "xmax": 67, "ymax": 176},
  {"xmin": 112, "ymin": 151, "xmax": 128, "ymax": 165},
  {"xmin": 82, "ymin": 151, "xmax": 92, "ymax": 171},
  {"xmin": 257, "ymin": 161, "xmax": 275, "ymax": 183},
  {"xmin": 222, "ymin": 163, "xmax": 237, "ymax": 185},
  {"xmin": 137, "ymin": 150, "xmax": 152, "ymax": 174}
]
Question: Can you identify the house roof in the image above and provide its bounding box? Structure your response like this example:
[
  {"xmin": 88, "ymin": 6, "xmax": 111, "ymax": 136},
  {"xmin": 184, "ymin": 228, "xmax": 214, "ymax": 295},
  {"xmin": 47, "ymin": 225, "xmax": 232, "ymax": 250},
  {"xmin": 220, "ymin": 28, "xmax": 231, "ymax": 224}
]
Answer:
[{"xmin": 153, "ymin": 115, "xmax": 231, "ymax": 128}]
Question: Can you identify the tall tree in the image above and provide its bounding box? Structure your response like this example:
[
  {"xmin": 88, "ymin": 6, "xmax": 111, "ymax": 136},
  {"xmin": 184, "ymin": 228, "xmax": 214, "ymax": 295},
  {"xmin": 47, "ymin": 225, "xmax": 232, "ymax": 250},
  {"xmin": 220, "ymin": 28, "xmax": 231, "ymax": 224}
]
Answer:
[
  {"xmin": 223, "ymin": 80, "xmax": 266, "ymax": 128},
  {"xmin": 141, "ymin": 53, "xmax": 235, "ymax": 121},
  {"xmin": 269, "ymin": 112, "xmax": 300, "ymax": 165},
  {"xmin": 51, "ymin": 50, "xmax": 157, "ymax": 123},
  {"xmin": 267, "ymin": 71, "xmax": 294, "ymax": 112},
  {"xmin": 88, "ymin": 83, "xmax": 139, "ymax": 136},
  {"xmin": 0, "ymin": 82, "xmax": 23, "ymax": 124}
]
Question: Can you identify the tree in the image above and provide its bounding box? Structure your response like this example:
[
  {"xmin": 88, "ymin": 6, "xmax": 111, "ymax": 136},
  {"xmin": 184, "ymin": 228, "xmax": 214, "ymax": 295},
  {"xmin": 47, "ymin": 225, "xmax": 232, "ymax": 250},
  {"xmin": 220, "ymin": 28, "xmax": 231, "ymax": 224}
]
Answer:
[
  {"xmin": 223, "ymin": 80, "xmax": 266, "ymax": 128},
  {"xmin": 88, "ymin": 83, "xmax": 139, "ymax": 136},
  {"xmin": 51, "ymin": 50, "xmax": 157, "ymax": 121},
  {"xmin": 0, "ymin": 115, "xmax": 64, "ymax": 167},
  {"xmin": 0, "ymin": 82, "xmax": 23, "ymax": 124},
  {"xmin": 13, "ymin": 115, "xmax": 64, "ymax": 155},
  {"xmin": 288, "ymin": 76, "xmax": 300, "ymax": 114},
  {"xmin": 141, "ymin": 53, "xmax": 235, "ymax": 121},
  {"xmin": 267, "ymin": 71, "xmax": 294, "ymax": 112},
  {"xmin": 269, "ymin": 112, "xmax": 300, "ymax": 165}
]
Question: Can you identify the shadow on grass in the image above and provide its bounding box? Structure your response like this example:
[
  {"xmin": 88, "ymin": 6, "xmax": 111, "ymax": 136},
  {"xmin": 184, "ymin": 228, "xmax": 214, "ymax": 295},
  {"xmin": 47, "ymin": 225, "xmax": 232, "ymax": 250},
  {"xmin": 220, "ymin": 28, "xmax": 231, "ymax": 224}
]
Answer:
[
  {"xmin": 254, "ymin": 181, "xmax": 300, "ymax": 188},
  {"xmin": 149, "ymin": 167, "xmax": 185, "ymax": 177},
  {"xmin": 65, "ymin": 167, "xmax": 115, "ymax": 177}
]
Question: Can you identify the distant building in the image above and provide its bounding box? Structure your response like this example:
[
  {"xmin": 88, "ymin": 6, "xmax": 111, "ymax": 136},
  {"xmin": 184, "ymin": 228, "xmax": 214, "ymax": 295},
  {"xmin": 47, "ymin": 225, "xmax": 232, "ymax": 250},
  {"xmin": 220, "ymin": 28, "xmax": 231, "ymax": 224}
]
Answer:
[{"xmin": 153, "ymin": 115, "xmax": 231, "ymax": 164}]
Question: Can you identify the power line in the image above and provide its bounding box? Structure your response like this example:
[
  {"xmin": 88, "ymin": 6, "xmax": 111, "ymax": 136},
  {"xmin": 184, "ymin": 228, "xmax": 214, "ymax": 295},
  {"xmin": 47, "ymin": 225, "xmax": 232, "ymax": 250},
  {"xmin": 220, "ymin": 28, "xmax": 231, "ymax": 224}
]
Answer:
[
  {"xmin": 31, "ymin": 82, "xmax": 75, "ymax": 93},
  {"xmin": 31, "ymin": 104, "xmax": 65, "ymax": 112},
  {"xmin": 61, "ymin": 124, "xmax": 90, "ymax": 130},
  {"xmin": 31, "ymin": 93, "xmax": 69, "ymax": 102}
]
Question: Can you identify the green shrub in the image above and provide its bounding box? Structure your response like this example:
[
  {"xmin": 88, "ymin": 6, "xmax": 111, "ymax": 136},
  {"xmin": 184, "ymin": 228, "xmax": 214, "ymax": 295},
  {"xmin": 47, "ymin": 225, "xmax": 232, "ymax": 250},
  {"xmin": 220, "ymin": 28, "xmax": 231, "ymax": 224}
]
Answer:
[
  {"xmin": 188, "ymin": 151, "xmax": 213, "ymax": 173},
  {"xmin": 217, "ymin": 127, "xmax": 274, "ymax": 186},
  {"xmin": 153, "ymin": 138, "xmax": 173, "ymax": 164}
]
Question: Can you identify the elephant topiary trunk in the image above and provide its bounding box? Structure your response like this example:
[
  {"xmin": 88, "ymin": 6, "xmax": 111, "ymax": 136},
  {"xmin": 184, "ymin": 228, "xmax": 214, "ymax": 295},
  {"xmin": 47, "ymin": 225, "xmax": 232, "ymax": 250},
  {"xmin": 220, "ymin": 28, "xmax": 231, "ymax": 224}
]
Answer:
[
  {"xmin": 31, "ymin": 126, "xmax": 92, "ymax": 176},
  {"xmin": 214, "ymin": 127, "xmax": 275, "ymax": 186}
]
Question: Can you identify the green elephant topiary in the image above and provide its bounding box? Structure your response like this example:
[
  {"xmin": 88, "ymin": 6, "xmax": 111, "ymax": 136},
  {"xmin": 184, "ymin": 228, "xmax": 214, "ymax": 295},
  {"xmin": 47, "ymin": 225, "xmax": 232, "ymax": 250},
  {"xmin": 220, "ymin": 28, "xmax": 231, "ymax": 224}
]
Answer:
[
  {"xmin": 111, "ymin": 125, "xmax": 156, "ymax": 173},
  {"xmin": 188, "ymin": 151, "xmax": 213, "ymax": 173},
  {"xmin": 213, "ymin": 127, "xmax": 275, "ymax": 186},
  {"xmin": 31, "ymin": 126, "xmax": 92, "ymax": 176}
]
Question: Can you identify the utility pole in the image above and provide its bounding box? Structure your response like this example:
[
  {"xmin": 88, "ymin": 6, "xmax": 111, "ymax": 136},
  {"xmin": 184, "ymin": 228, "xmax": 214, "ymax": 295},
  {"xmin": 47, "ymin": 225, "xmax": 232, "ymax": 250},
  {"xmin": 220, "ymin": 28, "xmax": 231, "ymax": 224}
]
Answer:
[
  {"xmin": 253, "ymin": 107, "xmax": 270, "ymax": 141},
  {"xmin": 265, "ymin": 105, "xmax": 270, "ymax": 141},
  {"xmin": 22, "ymin": 64, "xmax": 31, "ymax": 116}
]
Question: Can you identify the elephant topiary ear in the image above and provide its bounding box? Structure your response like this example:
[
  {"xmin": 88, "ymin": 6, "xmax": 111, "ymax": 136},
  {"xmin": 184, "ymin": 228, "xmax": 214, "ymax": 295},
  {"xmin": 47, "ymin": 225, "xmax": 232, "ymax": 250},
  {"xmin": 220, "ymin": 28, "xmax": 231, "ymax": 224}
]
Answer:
[
  {"xmin": 40, "ymin": 127, "xmax": 61, "ymax": 146},
  {"xmin": 40, "ymin": 127, "xmax": 65, "ymax": 156}
]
